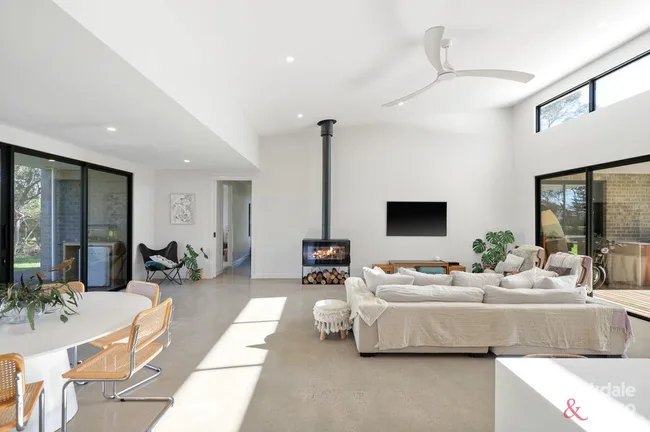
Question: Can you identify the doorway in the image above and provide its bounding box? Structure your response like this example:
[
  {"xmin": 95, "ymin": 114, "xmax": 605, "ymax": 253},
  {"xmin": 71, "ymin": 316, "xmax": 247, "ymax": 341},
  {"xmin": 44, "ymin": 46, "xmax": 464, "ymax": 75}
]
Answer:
[{"xmin": 216, "ymin": 180, "xmax": 252, "ymax": 278}]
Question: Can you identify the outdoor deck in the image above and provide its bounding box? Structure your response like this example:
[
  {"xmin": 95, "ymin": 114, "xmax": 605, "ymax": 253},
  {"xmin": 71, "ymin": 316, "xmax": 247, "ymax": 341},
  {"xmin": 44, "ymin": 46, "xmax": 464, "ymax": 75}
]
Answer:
[{"xmin": 594, "ymin": 290, "xmax": 650, "ymax": 320}]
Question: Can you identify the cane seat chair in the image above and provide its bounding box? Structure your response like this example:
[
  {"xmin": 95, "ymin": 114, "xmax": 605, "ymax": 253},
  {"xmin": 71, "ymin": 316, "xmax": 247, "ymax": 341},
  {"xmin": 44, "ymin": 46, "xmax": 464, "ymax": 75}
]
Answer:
[
  {"xmin": 0, "ymin": 353, "xmax": 45, "ymax": 432},
  {"xmin": 61, "ymin": 298, "xmax": 174, "ymax": 432},
  {"xmin": 89, "ymin": 281, "xmax": 160, "ymax": 350}
]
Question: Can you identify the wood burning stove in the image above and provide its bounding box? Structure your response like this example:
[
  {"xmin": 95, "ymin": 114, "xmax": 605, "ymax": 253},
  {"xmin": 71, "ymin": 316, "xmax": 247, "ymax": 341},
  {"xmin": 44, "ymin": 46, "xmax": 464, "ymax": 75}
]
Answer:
[
  {"xmin": 301, "ymin": 119, "xmax": 351, "ymax": 284},
  {"xmin": 302, "ymin": 239, "xmax": 351, "ymax": 266}
]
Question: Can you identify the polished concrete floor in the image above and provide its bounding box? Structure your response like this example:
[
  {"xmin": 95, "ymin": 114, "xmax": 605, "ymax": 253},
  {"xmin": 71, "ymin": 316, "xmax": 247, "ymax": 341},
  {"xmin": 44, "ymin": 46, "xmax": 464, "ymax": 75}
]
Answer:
[{"xmin": 67, "ymin": 260, "xmax": 495, "ymax": 432}]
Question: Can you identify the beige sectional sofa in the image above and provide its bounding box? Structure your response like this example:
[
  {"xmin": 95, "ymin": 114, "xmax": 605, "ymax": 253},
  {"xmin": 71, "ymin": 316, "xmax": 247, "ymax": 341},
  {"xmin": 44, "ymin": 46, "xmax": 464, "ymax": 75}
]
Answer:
[{"xmin": 346, "ymin": 276, "xmax": 630, "ymax": 357}]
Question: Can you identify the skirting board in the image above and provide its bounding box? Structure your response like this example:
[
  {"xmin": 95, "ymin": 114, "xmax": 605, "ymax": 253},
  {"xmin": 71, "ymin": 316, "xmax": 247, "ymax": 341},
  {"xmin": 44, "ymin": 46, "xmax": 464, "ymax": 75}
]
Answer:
[{"xmin": 251, "ymin": 274, "xmax": 301, "ymax": 279}]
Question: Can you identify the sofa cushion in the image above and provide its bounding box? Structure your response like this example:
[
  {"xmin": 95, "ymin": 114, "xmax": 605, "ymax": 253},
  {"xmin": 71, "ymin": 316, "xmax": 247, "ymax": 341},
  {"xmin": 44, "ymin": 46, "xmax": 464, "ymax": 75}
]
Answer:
[
  {"xmin": 546, "ymin": 265, "xmax": 572, "ymax": 276},
  {"xmin": 363, "ymin": 267, "xmax": 414, "ymax": 293},
  {"xmin": 499, "ymin": 267, "xmax": 559, "ymax": 289},
  {"xmin": 375, "ymin": 284, "xmax": 484, "ymax": 303},
  {"xmin": 451, "ymin": 271, "xmax": 503, "ymax": 288},
  {"xmin": 494, "ymin": 254, "xmax": 525, "ymax": 273},
  {"xmin": 398, "ymin": 268, "xmax": 453, "ymax": 286},
  {"xmin": 483, "ymin": 285, "xmax": 587, "ymax": 304},
  {"xmin": 533, "ymin": 275, "xmax": 579, "ymax": 290},
  {"xmin": 500, "ymin": 272, "xmax": 535, "ymax": 289}
]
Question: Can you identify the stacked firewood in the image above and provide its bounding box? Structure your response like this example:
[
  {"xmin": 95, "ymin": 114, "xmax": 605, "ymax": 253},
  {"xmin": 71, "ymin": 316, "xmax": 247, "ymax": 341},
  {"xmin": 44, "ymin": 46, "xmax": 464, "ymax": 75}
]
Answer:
[{"xmin": 302, "ymin": 268, "xmax": 349, "ymax": 285}]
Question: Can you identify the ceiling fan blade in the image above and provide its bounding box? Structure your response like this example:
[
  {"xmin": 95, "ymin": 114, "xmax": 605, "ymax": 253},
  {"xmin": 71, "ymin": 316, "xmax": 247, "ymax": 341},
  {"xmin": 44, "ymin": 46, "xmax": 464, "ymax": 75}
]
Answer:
[
  {"xmin": 424, "ymin": 26, "xmax": 445, "ymax": 72},
  {"xmin": 382, "ymin": 80, "xmax": 438, "ymax": 107},
  {"xmin": 455, "ymin": 69, "xmax": 535, "ymax": 83}
]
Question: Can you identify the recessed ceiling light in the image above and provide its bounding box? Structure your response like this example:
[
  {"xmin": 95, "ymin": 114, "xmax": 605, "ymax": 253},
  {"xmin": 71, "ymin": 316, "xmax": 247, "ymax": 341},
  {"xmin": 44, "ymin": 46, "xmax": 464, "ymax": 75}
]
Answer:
[
  {"xmin": 286, "ymin": 56, "xmax": 295, "ymax": 63},
  {"xmin": 398, "ymin": 102, "xmax": 405, "ymax": 106},
  {"xmin": 48, "ymin": 159, "xmax": 55, "ymax": 162},
  {"xmin": 297, "ymin": 113, "xmax": 303, "ymax": 118},
  {"xmin": 106, "ymin": 126, "xmax": 117, "ymax": 132},
  {"xmin": 183, "ymin": 159, "xmax": 191, "ymax": 163}
]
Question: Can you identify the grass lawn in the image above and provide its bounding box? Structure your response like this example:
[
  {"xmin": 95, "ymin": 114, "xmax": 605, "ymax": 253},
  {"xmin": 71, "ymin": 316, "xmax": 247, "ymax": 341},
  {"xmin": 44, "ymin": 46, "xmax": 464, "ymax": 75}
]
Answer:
[{"xmin": 14, "ymin": 256, "xmax": 41, "ymax": 269}]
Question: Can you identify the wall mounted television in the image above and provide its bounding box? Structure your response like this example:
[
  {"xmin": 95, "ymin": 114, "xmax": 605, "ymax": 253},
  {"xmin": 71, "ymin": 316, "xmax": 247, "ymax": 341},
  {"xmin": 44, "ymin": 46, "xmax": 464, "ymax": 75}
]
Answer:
[{"xmin": 386, "ymin": 201, "xmax": 447, "ymax": 237}]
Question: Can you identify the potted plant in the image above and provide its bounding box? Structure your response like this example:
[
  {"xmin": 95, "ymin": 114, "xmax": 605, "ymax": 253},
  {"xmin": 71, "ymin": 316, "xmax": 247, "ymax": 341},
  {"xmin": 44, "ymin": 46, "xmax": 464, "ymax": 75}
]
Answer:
[
  {"xmin": 182, "ymin": 244, "xmax": 208, "ymax": 281},
  {"xmin": 0, "ymin": 274, "xmax": 81, "ymax": 330},
  {"xmin": 471, "ymin": 230, "xmax": 516, "ymax": 273}
]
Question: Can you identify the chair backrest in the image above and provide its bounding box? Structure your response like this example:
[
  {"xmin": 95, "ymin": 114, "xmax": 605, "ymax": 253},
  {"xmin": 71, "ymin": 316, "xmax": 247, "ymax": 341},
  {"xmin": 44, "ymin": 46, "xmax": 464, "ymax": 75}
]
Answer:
[
  {"xmin": 545, "ymin": 252, "xmax": 593, "ymax": 292},
  {"xmin": 67, "ymin": 281, "xmax": 85, "ymax": 293},
  {"xmin": 0, "ymin": 353, "xmax": 24, "ymax": 409},
  {"xmin": 138, "ymin": 242, "xmax": 179, "ymax": 265},
  {"xmin": 127, "ymin": 281, "xmax": 160, "ymax": 306},
  {"xmin": 512, "ymin": 245, "xmax": 546, "ymax": 271},
  {"xmin": 42, "ymin": 281, "xmax": 85, "ymax": 294},
  {"xmin": 128, "ymin": 298, "xmax": 173, "ymax": 352}
]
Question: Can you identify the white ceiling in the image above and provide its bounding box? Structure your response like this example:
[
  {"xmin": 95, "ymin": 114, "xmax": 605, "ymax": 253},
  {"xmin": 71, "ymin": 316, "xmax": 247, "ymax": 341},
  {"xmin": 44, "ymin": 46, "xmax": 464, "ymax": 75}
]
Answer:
[
  {"xmin": 221, "ymin": 0, "xmax": 650, "ymax": 136},
  {"xmin": 0, "ymin": 0, "xmax": 257, "ymax": 172},
  {"xmin": 1, "ymin": 0, "xmax": 650, "ymax": 170}
]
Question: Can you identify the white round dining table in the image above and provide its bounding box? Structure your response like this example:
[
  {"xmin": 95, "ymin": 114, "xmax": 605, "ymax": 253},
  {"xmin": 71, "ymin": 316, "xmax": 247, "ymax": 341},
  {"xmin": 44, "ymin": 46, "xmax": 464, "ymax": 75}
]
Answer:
[{"xmin": 1, "ymin": 291, "xmax": 152, "ymax": 432}]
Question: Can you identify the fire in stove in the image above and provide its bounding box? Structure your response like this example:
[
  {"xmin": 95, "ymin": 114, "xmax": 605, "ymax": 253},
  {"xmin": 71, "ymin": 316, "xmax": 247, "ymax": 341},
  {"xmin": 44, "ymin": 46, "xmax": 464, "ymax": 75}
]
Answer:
[{"xmin": 311, "ymin": 246, "xmax": 344, "ymax": 260}]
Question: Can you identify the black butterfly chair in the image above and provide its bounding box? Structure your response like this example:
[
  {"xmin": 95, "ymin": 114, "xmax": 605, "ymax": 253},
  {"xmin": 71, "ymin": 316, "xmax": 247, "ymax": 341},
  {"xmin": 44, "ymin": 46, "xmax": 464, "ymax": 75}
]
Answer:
[{"xmin": 139, "ymin": 241, "xmax": 184, "ymax": 285}]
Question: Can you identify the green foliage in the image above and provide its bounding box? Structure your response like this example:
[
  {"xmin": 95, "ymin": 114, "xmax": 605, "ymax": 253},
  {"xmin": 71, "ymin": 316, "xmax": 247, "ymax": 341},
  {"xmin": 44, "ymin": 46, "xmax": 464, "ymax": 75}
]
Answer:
[
  {"xmin": 0, "ymin": 274, "xmax": 81, "ymax": 330},
  {"xmin": 182, "ymin": 244, "xmax": 209, "ymax": 281},
  {"xmin": 471, "ymin": 230, "xmax": 515, "ymax": 273}
]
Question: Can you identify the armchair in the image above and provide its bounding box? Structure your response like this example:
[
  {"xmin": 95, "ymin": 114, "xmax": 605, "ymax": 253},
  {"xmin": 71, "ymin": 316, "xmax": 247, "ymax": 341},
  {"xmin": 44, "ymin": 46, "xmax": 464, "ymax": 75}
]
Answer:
[{"xmin": 138, "ymin": 242, "xmax": 184, "ymax": 285}]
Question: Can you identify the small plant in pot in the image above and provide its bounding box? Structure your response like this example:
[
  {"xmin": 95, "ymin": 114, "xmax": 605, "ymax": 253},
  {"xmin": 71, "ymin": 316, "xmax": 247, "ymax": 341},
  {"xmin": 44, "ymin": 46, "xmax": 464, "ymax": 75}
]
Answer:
[
  {"xmin": 472, "ymin": 230, "xmax": 515, "ymax": 273},
  {"xmin": 183, "ymin": 244, "xmax": 208, "ymax": 281},
  {"xmin": 0, "ymin": 271, "xmax": 82, "ymax": 330}
]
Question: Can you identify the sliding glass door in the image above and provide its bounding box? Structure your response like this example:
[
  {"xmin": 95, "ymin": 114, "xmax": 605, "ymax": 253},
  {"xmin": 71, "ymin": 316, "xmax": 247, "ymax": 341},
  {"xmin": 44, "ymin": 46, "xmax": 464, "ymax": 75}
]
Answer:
[
  {"xmin": 539, "ymin": 173, "xmax": 587, "ymax": 256},
  {"xmin": 537, "ymin": 156, "xmax": 650, "ymax": 291},
  {"xmin": 0, "ymin": 143, "xmax": 132, "ymax": 290},
  {"xmin": 87, "ymin": 169, "xmax": 129, "ymax": 289},
  {"xmin": 13, "ymin": 154, "xmax": 82, "ymax": 283},
  {"xmin": 592, "ymin": 161, "xmax": 650, "ymax": 289}
]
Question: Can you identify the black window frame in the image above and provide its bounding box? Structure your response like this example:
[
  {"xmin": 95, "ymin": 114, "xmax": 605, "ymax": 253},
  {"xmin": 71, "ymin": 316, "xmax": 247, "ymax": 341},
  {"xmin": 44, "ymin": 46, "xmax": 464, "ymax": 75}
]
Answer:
[
  {"xmin": 535, "ymin": 48, "xmax": 650, "ymax": 133},
  {"xmin": 0, "ymin": 141, "xmax": 133, "ymax": 291}
]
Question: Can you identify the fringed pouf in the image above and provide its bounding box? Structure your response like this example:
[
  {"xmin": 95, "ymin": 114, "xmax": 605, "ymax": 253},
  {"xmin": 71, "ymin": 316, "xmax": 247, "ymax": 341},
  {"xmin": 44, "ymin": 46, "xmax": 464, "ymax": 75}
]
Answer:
[{"xmin": 313, "ymin": 299, "xmax": 352, "ymax": 340}]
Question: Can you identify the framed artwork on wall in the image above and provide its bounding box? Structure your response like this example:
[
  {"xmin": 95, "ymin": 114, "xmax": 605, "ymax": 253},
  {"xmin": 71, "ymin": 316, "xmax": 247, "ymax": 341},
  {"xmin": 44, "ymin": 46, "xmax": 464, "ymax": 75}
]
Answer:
[{"xmin": 170, "ymin": 193, "xmax": 195, "ymax": 225}]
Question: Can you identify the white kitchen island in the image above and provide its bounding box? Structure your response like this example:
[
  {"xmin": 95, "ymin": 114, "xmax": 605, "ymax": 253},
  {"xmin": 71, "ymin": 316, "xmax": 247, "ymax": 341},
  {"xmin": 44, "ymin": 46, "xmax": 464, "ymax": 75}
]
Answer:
[{"xmin": 496, "ymin": 358, "xmax": 650, "ymax": 431}]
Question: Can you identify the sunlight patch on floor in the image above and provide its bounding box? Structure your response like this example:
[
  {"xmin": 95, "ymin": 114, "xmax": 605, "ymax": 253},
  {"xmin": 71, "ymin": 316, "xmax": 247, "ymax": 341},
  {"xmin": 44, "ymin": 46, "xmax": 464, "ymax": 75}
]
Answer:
[{"xmin": 155, "ymin": 297, "xmax": 287, "ymax": 432}]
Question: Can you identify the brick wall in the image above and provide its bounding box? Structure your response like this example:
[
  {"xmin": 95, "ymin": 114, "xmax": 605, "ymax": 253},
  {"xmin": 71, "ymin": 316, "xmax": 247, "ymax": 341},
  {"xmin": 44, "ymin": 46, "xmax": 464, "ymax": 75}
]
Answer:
[{"xmin": 594, "ymin": 173, "xmax": 650, "ymax": 242}]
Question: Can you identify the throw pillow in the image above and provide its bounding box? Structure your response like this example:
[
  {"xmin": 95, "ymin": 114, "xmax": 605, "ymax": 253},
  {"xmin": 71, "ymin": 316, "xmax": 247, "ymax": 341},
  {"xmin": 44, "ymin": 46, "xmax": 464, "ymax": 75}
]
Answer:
[
  {"xmin": 519, "ymin": 267, "xmax": 559, "ymax": 279},
  {"xmin": 494, "ymin": 254, "xmax": 525, "ymax": 273},
  {"xmin": 483, "ymin": 285, "xmax": 587, "ymax": 304},
  {"xmin": 500, "ymin": 272, "xmax": 536, "ymax": 289},
  {"xmin": 546, "ymin": 265, "xmax": 572, "ymax": 276},
  {"xmin": 533, "ymin": 275, "xmax": 579, "ymax": 290},
  {"xmin": 362, "ymin": 267, "xmax": 414, "ymax": 293},
  {"xmin": 150, "ymin": 254, "xmax": 178, "ymax": 269},
  {"xmin": 398, "ymin": 268, "xmax": 453, "ymax": 286},
  {"xmin": 451, "ymin": 271, "xmax": 503, "ymax": 288},
  {"xmin": 145, "ymin": 260, "xmax": 166, "ymax": 271}
]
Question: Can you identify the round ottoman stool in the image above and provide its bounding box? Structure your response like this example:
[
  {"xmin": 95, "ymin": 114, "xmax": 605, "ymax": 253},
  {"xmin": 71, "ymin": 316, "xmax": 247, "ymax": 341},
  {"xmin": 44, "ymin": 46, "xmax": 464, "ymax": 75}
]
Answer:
[{"xmin": 313, "ymin": 299, "xmax": 352, "ymax": 340}]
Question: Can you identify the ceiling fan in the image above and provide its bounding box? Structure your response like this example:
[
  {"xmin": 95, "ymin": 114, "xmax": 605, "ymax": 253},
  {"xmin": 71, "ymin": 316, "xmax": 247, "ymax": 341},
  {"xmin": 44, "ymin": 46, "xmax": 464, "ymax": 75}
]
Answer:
[{"xmin": 382, "ymin": 26, "xmax": 535, "ymax": 107}]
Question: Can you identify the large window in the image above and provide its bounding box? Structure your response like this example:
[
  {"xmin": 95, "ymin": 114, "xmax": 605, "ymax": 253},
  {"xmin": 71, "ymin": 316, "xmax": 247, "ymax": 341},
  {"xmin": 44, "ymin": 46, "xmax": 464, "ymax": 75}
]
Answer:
[
  {"xmin": 536, "ymin": 156, "xmax": 650, "ymax": 291},
  {"xmin": 536, "ymin": 49, "xmax": 650, "ymax": 132},
  {"xmin": 0, "ymin": 144, "xmax": 132, "ymax": 290}
]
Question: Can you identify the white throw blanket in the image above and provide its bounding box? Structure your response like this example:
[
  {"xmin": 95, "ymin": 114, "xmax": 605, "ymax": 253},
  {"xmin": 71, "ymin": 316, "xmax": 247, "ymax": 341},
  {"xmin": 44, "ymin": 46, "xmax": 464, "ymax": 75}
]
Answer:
[{"xmin": 345, "ymin": 277, "xmax": 387, "ymax": 326}]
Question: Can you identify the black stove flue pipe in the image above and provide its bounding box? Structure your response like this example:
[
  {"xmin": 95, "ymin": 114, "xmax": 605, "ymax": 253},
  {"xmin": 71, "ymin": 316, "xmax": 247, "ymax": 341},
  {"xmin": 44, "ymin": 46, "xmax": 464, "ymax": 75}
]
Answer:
[{"xmin": 317, "ymin": 119, "xmax": 336, "ymax": 240}]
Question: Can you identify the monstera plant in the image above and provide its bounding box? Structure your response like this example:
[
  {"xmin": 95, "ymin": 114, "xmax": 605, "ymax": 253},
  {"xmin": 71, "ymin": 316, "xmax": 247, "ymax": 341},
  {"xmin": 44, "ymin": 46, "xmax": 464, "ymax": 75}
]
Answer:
[{"xmin": 472, "ymin": 230, "xmax": 516, "ymax": 273}]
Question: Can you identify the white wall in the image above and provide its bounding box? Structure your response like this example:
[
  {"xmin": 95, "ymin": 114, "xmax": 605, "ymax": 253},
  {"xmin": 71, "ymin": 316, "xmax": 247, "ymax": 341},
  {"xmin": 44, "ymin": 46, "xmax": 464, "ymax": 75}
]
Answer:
[
  {"xmin": 0, "ymin": 123, "xmax": 155, "ymax": 281},
  {"xmin": 511, "ymin": 31, "xmax": 650, "ymax": 244},
  {"xmin": 230, "ymin": 182, "xmax": 251, "ymax": 264},
  {"xmin": 253, "ymin": 112, "xmax": 514, "ymax": 278}
]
